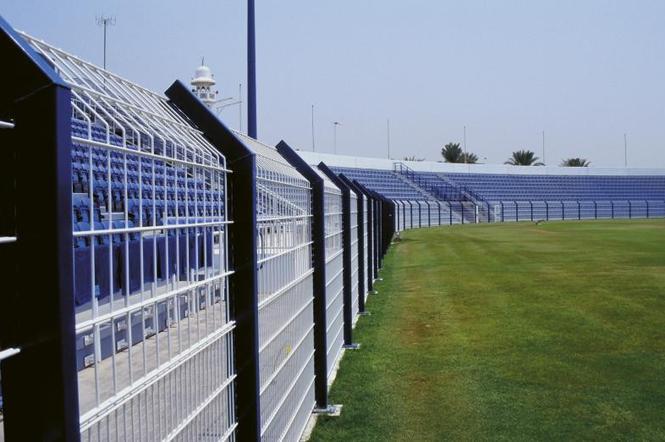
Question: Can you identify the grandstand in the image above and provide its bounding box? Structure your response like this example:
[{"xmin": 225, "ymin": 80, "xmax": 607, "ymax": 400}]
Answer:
[{"xmin": 1, "ymin": 13, "xmax": 664, "ymax": 442}]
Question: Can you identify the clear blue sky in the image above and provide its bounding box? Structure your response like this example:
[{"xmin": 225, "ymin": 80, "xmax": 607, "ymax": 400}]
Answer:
[{"xmin": 3, "ymin": 0, "xmax": 664, "ymax": 167}]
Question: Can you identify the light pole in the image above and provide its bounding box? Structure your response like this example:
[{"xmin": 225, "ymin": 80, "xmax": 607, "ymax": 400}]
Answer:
[
  {"xmin": 96, "ymin": 15, "xmax": 115, "ymax": 70},
  {"xmin": 463, "ymin": 125, "xmax": 467, "ymax": 164},
  {"xmin": 387, "ymin": 119, "xmax": 391, "ymax": 159},
  {"xmin": 247, "ymin": 0, "xmax": 257, "ymax": 138},
  {"xmin": 333, "ymin": 121, "xmax": 341, "ymax": 154},
  {"xmin": 311, "ymin": 105, "xmax": 316, "ymax": 151}
]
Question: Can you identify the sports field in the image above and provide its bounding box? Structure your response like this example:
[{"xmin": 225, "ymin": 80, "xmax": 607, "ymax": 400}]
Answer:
[{"xmin": 311, "ymin": 220, "xmax": 665, "ymax": 441}]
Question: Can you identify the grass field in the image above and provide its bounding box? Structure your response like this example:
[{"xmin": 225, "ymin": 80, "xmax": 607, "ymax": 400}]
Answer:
[{"xmin": 310, "ymin": 220, "xmax": 665, "ymax": 441}]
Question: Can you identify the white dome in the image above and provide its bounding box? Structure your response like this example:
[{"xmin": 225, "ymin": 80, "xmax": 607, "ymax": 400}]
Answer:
[{"xmin": 192, "ymin": 64, "xmax": 215, "ymax": 86}]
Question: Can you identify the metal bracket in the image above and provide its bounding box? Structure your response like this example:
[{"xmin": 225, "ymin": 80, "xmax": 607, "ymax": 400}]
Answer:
[
  {"xmin": 313, "ymin": 404, "xmax": 343, "ymax": 416},
  {"xmin": 343, "ymin": 343, "xmax": 361, "ymax": 350}
]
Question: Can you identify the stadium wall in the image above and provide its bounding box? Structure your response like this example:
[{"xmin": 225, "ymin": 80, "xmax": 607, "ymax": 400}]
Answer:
[{"xmin": 297, "ymin": 151, "xmax": 665, "ymax": 176}]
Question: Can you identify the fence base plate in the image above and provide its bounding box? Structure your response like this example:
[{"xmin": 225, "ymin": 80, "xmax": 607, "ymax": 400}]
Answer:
[
  {"xmin": 313, "ymin": 404, "xmax": 343, "ymax": 416},
  {"xmin": 343, "ymin": 343, "xmax": 361, "ymax": 350}
]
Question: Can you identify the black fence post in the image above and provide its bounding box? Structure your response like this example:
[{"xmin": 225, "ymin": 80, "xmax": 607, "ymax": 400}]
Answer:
[
  {"xmin": 448, "ymin": 201, "xmax": 452, "ymax": 225},
  {"xmin": 545, "ymin": 201, "xmax": 549, "ymax": 220},
  {"xmin": 166, "ymin": 81, "xmax": 262, "ymax": 441},
  {"xmin": 0, "ymin": 17, "xmax": 80, "ymax": 441},
  {"xmin": 594, "ymin": 201, "xmax": 598, "ymax": 219},
  {"xmin": 514, "ymin": 201, "xmax": 519, "ymax": 222},
  {"xmin": 628, "ymin": 200, "xmax": 632, "ymax": 219},
  {"xmin": 529, "ymin": 201, "xmax": 534, "ymax": 221},
  {"xmin": 500, "ymin": 201, "xmax": 505, "ymax": 222},
  {"xmin": 437, "ymin": 201, "xmax": 442, "ymax": 225},
  {"xmin": 561, "ymin": 201, "xmax": 565, "ymax": 221},
  {"xmin": 611, "ymin": 201, "xmax": 615, "ymax": 219}
]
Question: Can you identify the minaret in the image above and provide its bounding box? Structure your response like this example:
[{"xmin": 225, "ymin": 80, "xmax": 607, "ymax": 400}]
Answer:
[{"xmin": 190, "ymin": 58, "xmax": 218, "ymax": 107}]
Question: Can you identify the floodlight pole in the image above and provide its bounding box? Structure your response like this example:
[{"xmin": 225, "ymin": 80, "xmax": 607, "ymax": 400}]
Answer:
[
  {"xmin": 463, "ymin": 125, "xmax": 467, "ymax": 164},
  {"xmin": 387, "ymin": 118, "xmax": 391, "ymax": 159},
  {"xmin": 96, "ymin": 15, "xmax": 115, "ymax": 70},
  {"xmin": 247, "ymin": 0, "xmax": 257, "ymax": 138},
  {"xmin": 333, "ymin": 121, "xmax": 341, "ymax": 154},
  {"xmin": 311, "ymin": 104, "xmax": 316, "ymax": 151}
]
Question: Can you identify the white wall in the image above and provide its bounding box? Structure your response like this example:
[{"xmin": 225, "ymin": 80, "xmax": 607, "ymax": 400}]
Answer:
[{"xmin": 296, "ymin": 151, "xmax": 665, "ymax": 176}]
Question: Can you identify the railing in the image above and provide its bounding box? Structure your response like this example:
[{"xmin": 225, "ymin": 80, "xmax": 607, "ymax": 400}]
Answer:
[
  {"xmin": 394, "ymin": 199, "xmax": 665, "ymax": 232},
  {"xmin": 393, "ymin": 162, "xmax": 461, "ymax": 201}
]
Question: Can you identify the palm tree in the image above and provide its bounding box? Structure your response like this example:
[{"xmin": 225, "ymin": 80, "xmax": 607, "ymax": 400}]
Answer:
[
  {"xmin": 441, "ymin": 143, "xmax": 464, "ymax": 163},
  {"xmin": 460, "ymin": 152, "xmax": 479, "ymax": 164},
  {"xmin": 560, "ymin": 158, "xmax": 590, "ymax": 167},
  {"xmin": 505, "ymin": 150, "xmax": 544, "ymax": 166}
]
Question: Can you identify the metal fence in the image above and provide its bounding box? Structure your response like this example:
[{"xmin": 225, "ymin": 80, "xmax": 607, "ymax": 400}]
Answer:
[
  {"xmin": 4, "ymin": 25, "xmax": 385, "ymax": 442},
  {"xmin": 22, "ymin": 33, "xmax": 238, "ymax": 441},
  {"xmin": 320, "ymin": 173, "xmax": 345, "ymax": 383},
  {"xmin": 242, "ymin": 135, "xmax": 316, "ymax": 442},
  {"xmin": 349, "ymin": 190, "xmax": 360, "ymax": 325},
  {"xmin": 395, "ymin": 199, "xmax": 665, "ymax": 231}
]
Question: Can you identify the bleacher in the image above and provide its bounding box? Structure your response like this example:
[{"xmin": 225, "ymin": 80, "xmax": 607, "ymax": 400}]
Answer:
[
  {"xmin": 331, "ymin": 166, "xmax": 430, "ymax": 200},
  {"xmin": 440, "ymin": 173, "xmax": 665, "ymax": 202}
]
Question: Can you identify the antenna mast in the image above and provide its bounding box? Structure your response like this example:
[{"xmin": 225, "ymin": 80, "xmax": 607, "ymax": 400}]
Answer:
[{"xmin": 96, "ymin": 15, "xmax": 116, "ymax": 70}]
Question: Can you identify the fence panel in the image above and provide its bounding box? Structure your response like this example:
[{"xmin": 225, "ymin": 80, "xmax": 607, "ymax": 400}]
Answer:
[
  {"xmin": 322, "ymin": 178, "xmax": 344, "ymax": 385},
  {"xmin": 250, "ymin": 139, "xmax": 316, "ymax": 442},
  {"xmin": 22, "ymin": 35, "xmax": 239, "ymax": 441}
]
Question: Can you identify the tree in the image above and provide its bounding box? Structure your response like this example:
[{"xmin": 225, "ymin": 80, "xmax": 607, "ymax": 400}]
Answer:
[
  {"xmin": 403, "ymin": 155, "xmax": 425, "ymax": 162},
  {"xmin": 460, "ymin": 152, "xmax": 478, "ymax": 164},
  {"xmin": 560, "ymin": 158, "xmax": 590, "ymax": 167},
  {"xmin": 505, "ymin": 150, "xmax": 544, "ymax": 166},
  {"xmin": 441, "ymin": 143, "xmax": 463, "ymax": 163}
]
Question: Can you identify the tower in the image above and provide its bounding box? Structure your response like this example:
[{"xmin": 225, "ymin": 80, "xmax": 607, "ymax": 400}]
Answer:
[{"xmin": 190, "ymin": 59, "xmax": 218, "ymax": 107}]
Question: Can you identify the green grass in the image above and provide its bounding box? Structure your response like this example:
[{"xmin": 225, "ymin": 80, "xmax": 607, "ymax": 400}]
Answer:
[{"xmin": 310, "ymin": 220, "xmax": 665, "ymax": 441}]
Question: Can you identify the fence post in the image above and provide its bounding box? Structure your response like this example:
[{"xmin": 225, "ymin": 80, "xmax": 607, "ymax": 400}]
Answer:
[
  {"xmin": 437, "ymin": 201, "xmax": 442, "ymax": 226},
  {"xmin": 545, "ymin": 201, "xmax": 549, "ymax": 220},
  {"xmin": 166, "ymin": 81, "xmax": 263, "ymax": 440},
  {"xmin": 500, "ymin": 201, "xmax": 505, "ymax": 222},
  {"xmin": 561, "ymin": 201, "xmax": 565, "ymax": 221},
  {"xmin": 611, "ymin": 201, "xmax": 615, "ymax": 219},
  {"xmin": 529, "ymin": 201, "xmax": 533, "ymax": 221},
  {"xmin": 594, "ymin": 201, "xmax": 598, "ymax": 219},
  {"xmin": 514, "ymin": 201, "xmax": 519, "ymax": 222},
  {"xmin": 460, "ymin": 202, "xmax": 465, "ymax": 224},
  {"xmin": 628, "ymin": 201, "xmax": 632, "ymax": 219},
  {"xmin": 448, "ymin": 201, "xmax": 452, "ymax": 225},
  {"xmin": 486, "ymin": 201, "xmax": 491, "ymax": 223},
  {"xmin": 0, "ymin": 19, "xmax": 80, "ymax": 439}
]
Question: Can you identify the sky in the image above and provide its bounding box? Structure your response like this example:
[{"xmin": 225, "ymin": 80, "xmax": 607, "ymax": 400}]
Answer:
[{"xmin": 3, "ymin": 0, "xmax": 664, "ymax": 167}]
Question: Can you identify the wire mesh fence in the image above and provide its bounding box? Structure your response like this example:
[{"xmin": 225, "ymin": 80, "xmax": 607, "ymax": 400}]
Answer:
[
  {"xmin": 395, "ymin": 199, "xmax": 665, "ymax": 231},
  {"xmin": 21, "ymin": 32, "xmax": 237, "ymax": 441},
  {"xmin": 239, "ymin": 135, "xmax": 316, "ymax": 442}
]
